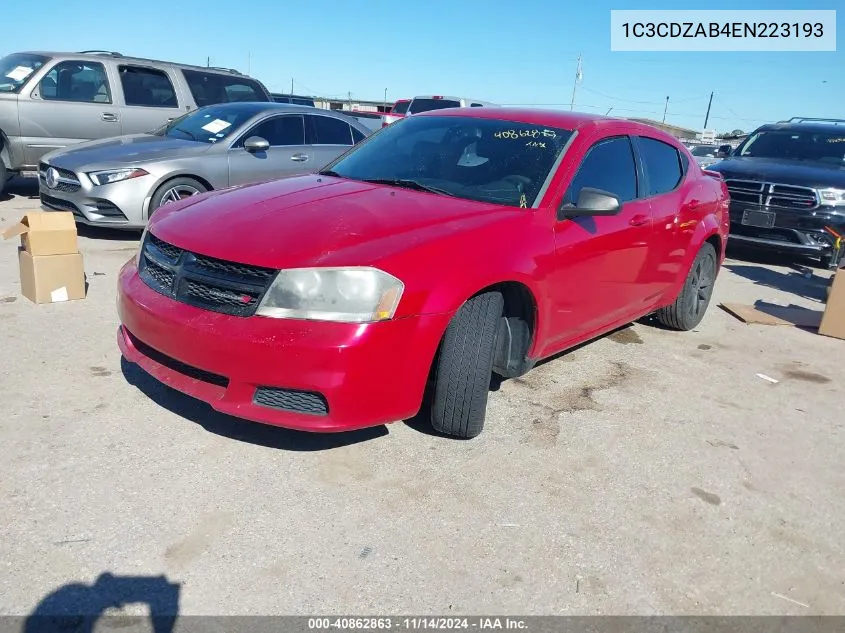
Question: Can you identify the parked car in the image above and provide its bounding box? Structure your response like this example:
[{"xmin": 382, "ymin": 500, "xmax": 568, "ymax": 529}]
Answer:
[
  {"xmin": 0, "ymin": 50, "xmax": 273, "ymax": 196},
  {"xmin": 342, "ymin": 109, "xmax": 384, "ymax": 133},
  {"xmin": 38, "ymin": 102, "xmax": 370, "ymax": 228},
  {"xmin": 381, "ymin": 98, "xmax": 410, "ymax": 128},
  {"xmin": 687, "ymin": 143, "xmax": 731, "ymax": 168},
  {"xmin": 708, "ymin": 117, "xmax": 845, "ymax": 268},
  {"xmin": 405, "ymin": 95, "xmax": 497, "ymax": 116},
  {"xmin": 270, "ymin": 93, "xmax": 316, "ymax": 107},
  {"xmin": 117, "ymin": 108, "xmax": 728, "ymax": 439}
]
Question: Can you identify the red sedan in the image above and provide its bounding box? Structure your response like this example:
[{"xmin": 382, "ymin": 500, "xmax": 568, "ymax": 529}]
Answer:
[{"xmin": 117, "ymin": 108, "xmax": 729, "ymax": 439}]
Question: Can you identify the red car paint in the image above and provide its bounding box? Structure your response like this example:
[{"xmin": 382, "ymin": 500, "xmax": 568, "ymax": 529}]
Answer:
[
  {"xmin": 117, "ymin": 108, "xmax": 729, "ymax": 433},
  {"xmin": 381, "ymin": 98, "xmax": 410, "ymax": 127}
]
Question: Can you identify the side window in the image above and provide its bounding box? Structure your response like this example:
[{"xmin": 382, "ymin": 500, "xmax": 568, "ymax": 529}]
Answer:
[
  {"xmin": 563, "ymin": 136, "xmax": 638, "ymax": 206},
  {"xmin": 351, "ymin": 127, "xmax": 366, "ymax": 144},
  {"xmin": 243, "ymin": 115, "xmax": 304, "ymax": 146},
  {"xmin": 307, "ymin": 115, "xmax": 353, "ymax": 145},
  {"xmin": 181, "ymin": 69, "xmax": 267, "ymax": 107},
  {"xmin": 637, "ymin": 136, "xmax": 684, "ymax": 196},
  {"xmin": 39, "ymin": 61, "xmax": 111, "ymax": 103},
  {"xmin": 118, "ymin": 65, "xmax": 178, "ymax": 108}
]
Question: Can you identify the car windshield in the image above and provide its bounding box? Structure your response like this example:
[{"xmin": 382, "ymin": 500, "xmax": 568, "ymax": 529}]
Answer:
[
  {"xmin": 0, "ymin": 53, "xmax": 50, "ymax": 93},
  {"xmin": 322, "ymin": 115, "xmax": 573, "ymax": 207},
  {"xmin": 736, "ymin": 129, "xmax": 845, "ymax": 165},
  {"xmin": 408, "ymin": 98, "xmax": 462, "ymax": 114},
  {"xmin": 153, "ymin": 103, "xmax": 266, "ymax": 144},
  {"xmin": 392, "ymin": 101, "xmax": 410, "ymax": 115},
  {"xmin": 690, "ymin": 145, "xmax": 717, "ymax": 157}
]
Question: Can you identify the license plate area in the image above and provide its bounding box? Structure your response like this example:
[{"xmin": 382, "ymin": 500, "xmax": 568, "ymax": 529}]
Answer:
[{"xmin": 741, "ymin": 209, "xmax": 776, "ymax": 228}]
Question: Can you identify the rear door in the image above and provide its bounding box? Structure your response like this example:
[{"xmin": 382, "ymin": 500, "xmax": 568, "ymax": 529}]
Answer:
[
  {"xmin": 17, "ymin": 58, "xmax": 122, "ymax": 166},
  {"xmin": 180, "ymin": 69, "xmax": 270, "ymax": 108},
  {"xmin": 116, "ymin": 64, "xmax": 185, "ymax": 135},
  {"xmin": 305, "ymin": 113, "xmax": 357, "ymax": 169},
  {"xmin": 227, "ymin": 114, "xmax": 309, "ymax": 186},
  {"xmin": 547, "ymin": 134, "xmax": 655, "ymax": 345}
]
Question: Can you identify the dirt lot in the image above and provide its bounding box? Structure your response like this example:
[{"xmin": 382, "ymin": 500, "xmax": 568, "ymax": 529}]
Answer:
[{"xmin": 1, "ymin": 178, "xmax": 843, "ymax": 617}]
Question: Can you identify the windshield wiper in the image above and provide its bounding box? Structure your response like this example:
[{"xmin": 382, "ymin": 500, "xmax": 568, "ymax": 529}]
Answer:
[
  {"xmin": 171, "ymin": 126, "xmax": 197, "ymax": 141},
  {"xmin": 318, "ymin": 170, "xmax": 342, "ymax": 177},
  {"xmin": 360, "ymin": 178, "xmax": 455, "ymax": 196}
]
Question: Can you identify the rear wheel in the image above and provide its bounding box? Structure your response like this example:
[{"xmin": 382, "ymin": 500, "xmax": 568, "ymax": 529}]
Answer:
[
  {"xmin": 148, "ymin": 177, "xmax": 207, "ymax": 218},
  {"xmin": 430, "ymin": 291, "xmax": 504, "ymax": 439},
  {"xmin": 655, "ymin": 242, "xmax": 718, "ymax": 331}
]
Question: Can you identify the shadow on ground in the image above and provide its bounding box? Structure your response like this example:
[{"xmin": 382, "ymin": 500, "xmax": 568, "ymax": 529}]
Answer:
[
  {"xmin": 1, "ymin": 177, "xmax": 39, "ymax": 203},
  {"xmin": 23, "ymin": 573, "xmax": 180, "ymax": 633},
  {"xmin": 121, "ymin": 357, "xmax": 388, "ymax": 450}
]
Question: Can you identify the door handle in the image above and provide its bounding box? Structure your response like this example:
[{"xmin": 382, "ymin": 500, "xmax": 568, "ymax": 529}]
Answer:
[
  {"xmin": 629, "ymin": 214, "xmax": 650, "ymax": 226},
  {"xmin": 101, "ymin": 113, "xmax": 118, "ymax": 122},
  {"xmin": 291, "ymin": 154, "xmax": 309, "ymax": 162}
]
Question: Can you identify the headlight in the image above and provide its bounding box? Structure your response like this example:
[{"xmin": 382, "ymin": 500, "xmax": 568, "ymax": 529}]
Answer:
[
  {"xmin": 256, "ymin": 267, "xmax": 404, "ymax": 323},
  {"xmin": 818, "ymin": 188, "xmax": 845, "ymax": 206},
  {"xmin": 88, "ymin": 168, "xmax": 149, "ymax": 186}
]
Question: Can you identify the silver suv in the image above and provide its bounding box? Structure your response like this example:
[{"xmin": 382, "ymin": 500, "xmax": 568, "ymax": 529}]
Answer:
[{"xmin": 0, "ymin": 50, "xmax": 272, "ymax": 196}]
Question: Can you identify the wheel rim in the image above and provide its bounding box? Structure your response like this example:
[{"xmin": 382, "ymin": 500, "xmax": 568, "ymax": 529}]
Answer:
[
  {"xmin": 688, "ymin": 252, "xmax": 716, "ymax": 319},
  {"xmin": 158, "ymin": 184, "xmax": 201, "ymax": 207}
]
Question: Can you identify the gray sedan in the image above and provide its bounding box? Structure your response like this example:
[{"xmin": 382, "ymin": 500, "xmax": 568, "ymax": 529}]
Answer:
[{"xmin": 37, "ymin": 102, "xmax": 371, "ymax": 229}]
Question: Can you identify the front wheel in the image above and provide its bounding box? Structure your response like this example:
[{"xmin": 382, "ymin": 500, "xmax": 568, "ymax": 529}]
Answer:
[
  {"xmin": 430, "ymin": 291, "xmax": 504, "ymax": 439},
  {"xmin": 655, "ymin": 242, "xmax": 718, "ymax": 331},
  {"xmin": 148, "ymin": 177, "xmax": 208, "ymax": 218}
]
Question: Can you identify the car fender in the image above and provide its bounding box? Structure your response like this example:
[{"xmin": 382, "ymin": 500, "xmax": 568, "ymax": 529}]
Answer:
[{"xmin": 665, "ymin": 213, "xmax": 723, "ymax": 301}]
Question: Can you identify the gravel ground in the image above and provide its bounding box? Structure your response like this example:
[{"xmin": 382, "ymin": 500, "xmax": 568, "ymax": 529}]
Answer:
[{"xmin": 0, "ymin": 178, "xmax": 843, "ymax": 617}]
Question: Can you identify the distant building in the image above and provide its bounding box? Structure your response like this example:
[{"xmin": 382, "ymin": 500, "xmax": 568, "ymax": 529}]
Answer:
[{"xmin": 313, "ymin": 97, "xmax": 391, "ymax": 113}]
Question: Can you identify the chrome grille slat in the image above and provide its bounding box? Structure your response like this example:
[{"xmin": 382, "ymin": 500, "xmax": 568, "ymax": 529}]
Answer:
[{"xmin": 39, "ymin": 162, "xmax": 82, "ymax": 193}]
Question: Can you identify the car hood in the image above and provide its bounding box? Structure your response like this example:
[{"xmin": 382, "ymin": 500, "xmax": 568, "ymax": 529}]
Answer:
[
  {"xmin": 149, "ymin": 175, "xmax": 515, "ymax": 270},
  {"xmin": 710, "ymin": 157, "xmax": 845, "ymax": 189},
  {"xmin": 43, "ymin": 134, "xmax": 212, "ymax": 171}
]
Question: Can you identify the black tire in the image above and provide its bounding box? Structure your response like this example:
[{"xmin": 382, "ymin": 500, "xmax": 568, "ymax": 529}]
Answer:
[
  {"xmin": 431, "ymin": 291, "xmax": 504, "ymax": 439},
  {"xmin": 0, "ymin": 160, "xmax": 7, "ymax": 198},
  {"xmin": 148, "ymin": 177, "xmax": 208, "ymax": 218},
  {"xmin": 655, "ymin": 242, "xmax": 718, "ymax": 331}
]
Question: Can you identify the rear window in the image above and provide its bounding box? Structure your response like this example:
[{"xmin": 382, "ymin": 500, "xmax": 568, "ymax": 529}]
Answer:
[
  {"xmin": 0, "ymin": 53, "xmax": 50, "ymax": 93},
  {"xmin": 392, "ymin": 100, "xmax": 410, "ymax": 115},
  {"xmin": 408, "ymin": 98, "xmax": 461, "ymax": 114},
  {"xmin": 181, "ymin": 69, "xmax": 268, "ymax": 106}
]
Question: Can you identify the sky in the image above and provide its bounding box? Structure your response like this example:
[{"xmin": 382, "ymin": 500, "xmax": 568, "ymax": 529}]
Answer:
[{"xmin": 3, "ymin": 0, "xmax": 842, "ymax": 134}]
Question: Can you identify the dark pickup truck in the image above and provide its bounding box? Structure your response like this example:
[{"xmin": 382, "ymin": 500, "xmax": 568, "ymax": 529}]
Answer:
[{"xmin": 709, "ymin": 117, "xmax": 845, "ymax": 268}]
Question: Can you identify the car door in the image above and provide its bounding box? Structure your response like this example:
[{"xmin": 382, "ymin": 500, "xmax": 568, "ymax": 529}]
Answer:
[
  {"xmin": 631, "ymin": 135, "xmax": 694, "ymax": 297},
  {"xmin": 546, "ymin": 134, "xmax": 656, "ymax": 347},
  {"xmin": 17, "ymin": 59, "xmax": 122, "ymax": 166},
  {"xmin": 116, "ymin": 64, "xmax": 186, "ymax": 135},
  {"xmin": 305, "ymin": 113, "xmax": 357, "ymax": 169},
  {"xmin": 226, "ymin": 114, "xmax": 310, "ymax": 186}
]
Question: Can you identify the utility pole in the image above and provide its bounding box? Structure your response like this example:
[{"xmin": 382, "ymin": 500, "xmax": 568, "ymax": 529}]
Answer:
[
  {"xmin": 703, "ymin": 91, "xmax": 714, "ymax": 129},
  {"xmin": 348, "ymin": 91, "xmax": 352, "ymax": 110},
  {"xmin": 290, "ymin": 78, "xmax": 294, "ymax": 96},
  {"xmin": 569, "ymin": 53, "xmax": 582, "ymax": 111},
  {"xmin": 605, "ymin": 107, "xmax": 613, "ymax": 116},
  {"xmin": 206, "ymin": 56, "xmax": 210, "ymax": 68},
  {"xmin": 384, "ymin": 88, "xmax": 387, "ymax": 111},
  {"xmin": 662, "ymin": 96, "xmax": 669, "ymax": 123}
]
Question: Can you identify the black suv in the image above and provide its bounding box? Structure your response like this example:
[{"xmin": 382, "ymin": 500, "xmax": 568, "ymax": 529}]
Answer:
[{"xmin": 709, "ymin": 117, "xmax": 845, "ymax": 269}]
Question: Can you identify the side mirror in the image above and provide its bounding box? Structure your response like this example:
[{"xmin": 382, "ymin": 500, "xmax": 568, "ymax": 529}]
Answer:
[
  {"xmin": 560, "ymin": 187, "xmax": 622, "ymax": 218},
  {"xmin": 244, "ymin": 136, "xmax": 270, "ymax": 153},
  {"xmin": 717, "ymin": 144, "xmax": 732, "ymax": 156}
]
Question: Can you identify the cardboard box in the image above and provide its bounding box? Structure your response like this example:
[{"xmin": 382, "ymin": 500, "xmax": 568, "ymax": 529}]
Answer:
[
  {"xmin": 2, "ymin": 211, "xmax": 78, "ymax": 256},
  {"xmin": 18, "ymin": 249, "xmax": 86, "ymax": 303},
  {"xmin": 819, "ymin": 266, "xmax": 845, "ymax": 340},
  {"xmin": 3, "ymin": 211, "xmax": 86, "ymax": 304}
]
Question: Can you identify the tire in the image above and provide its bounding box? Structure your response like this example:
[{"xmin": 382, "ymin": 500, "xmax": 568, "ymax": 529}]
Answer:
[
  {"xmin": 0, "ymin": 160, "xmax": 7, "ymax": 198},
  {"xmin": 655, "ymin": 242, "xmax": 718, "ymax": 331},
  {"xmin": 148, "ymin": 177, "xmax": 208, "ymax": 218},
  {"xmin": 431, "ymin": 291, "xmax": 504, "ymax": 439}
]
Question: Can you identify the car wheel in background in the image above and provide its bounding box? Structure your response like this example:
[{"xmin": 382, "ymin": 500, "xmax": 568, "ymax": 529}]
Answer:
[
  {"xmin": 148, "ymin": 177, "xmax": 208, "ymax": 218},
  {"xmin": 655, "ymin": 242, "xmax": 718, "ymax": 331},
  {"xmin": 430, "ymin": 291, "xmax": 504, "ymax": 439}
]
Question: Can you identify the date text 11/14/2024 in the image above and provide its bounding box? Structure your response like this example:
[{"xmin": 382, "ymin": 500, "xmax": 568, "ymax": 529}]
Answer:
[{"xmin": 308, "ymin": 618, "xmax": 528, "ymax": 630}]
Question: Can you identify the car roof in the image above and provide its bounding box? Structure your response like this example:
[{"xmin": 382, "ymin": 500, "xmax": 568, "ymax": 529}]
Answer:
[
  {"xmin": 193, "ymin": 102, "xmax": 371, "ymax": 131},
  {"xmin": 413, "ymin": 107, "xmax": 682, "ymax": 141},
  {"xmin": 753, "ymin": 121, "xmax": 845, "ymax": 135},
  {"xmin": 17, "ymin": 50, "xmax": 250, "ymax": 76}
]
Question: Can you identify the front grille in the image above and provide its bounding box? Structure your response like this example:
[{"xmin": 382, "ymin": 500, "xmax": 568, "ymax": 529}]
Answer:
[
  {"xmin": 41, "ymin": 193, "xmax": 83, "ymax": 217},
  {"xmin": 39, "ymin": 162, "xmax": 82, "ymax": 193},
  {"xmin": 253, "ymin": 386, "xmax": 329, "ymax": 416},
  {"xmin": 139, "ymin": 233, "xmax": 277, "ymax": 317},
  {"xmin": 725, "ymin": 179, "xmax": 818, "ymax": 210}
]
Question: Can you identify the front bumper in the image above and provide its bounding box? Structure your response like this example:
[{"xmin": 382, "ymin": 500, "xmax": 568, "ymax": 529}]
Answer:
[
  {"xmin": 728, "ymin": 202, "xmax": 845, "ymax": 260},
  {"xmin": 38, "ymin": 164, "xmax": 151, "ymax": 228},
  {"xmin": 117, "ymin": 260, "xmax": 451, "ymax": 432}
]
